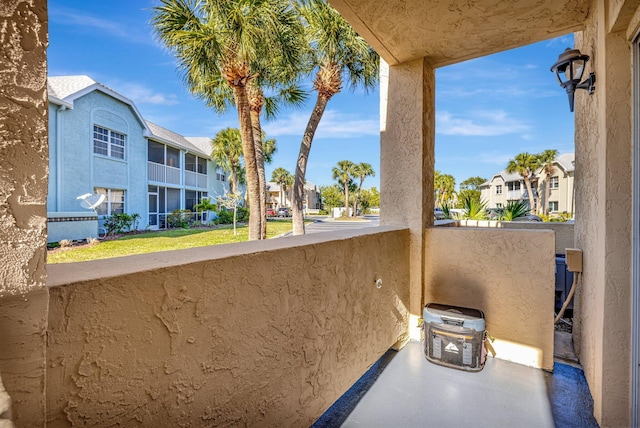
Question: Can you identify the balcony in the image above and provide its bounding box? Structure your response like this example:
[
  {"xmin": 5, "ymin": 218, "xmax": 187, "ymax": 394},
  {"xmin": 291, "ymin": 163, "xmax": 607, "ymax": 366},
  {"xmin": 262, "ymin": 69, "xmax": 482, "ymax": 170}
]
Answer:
[
  {"xmin": 42, "ymin": 224, "xmax": 587, "ymax": 426},
  {"xmin": 148, "ymin": 161, "xmax": 181, "ymax": 185},
  {"xmin": 184, "ymin": 170, "xmax": 207, "ymax": 188}
]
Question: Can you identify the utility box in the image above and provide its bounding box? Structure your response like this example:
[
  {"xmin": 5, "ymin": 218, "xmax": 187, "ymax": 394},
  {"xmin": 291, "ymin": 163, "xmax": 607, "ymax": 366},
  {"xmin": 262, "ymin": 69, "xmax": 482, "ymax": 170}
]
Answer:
[
  {"xmin": 423, "ymin": 303, "xmax": 486, "ymax": 372},
  {"xmin": 555, "ymin": 256, "xmax": 574, "ymax": 314}
]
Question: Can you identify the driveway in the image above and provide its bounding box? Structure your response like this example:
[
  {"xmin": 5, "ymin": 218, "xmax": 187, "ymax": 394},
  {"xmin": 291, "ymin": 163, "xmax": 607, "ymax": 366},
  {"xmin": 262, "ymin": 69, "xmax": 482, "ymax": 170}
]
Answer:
[{"xmin": 303, "ymin": 215, "xmax": 380, "ymax": 234}]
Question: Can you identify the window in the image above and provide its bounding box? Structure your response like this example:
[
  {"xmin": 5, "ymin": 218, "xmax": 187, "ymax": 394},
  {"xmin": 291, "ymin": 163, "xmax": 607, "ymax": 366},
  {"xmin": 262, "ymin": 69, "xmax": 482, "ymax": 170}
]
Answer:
[
  {"xmin": 496, "ymin": 203, "xmax": 503, "ymax": 208},
  {"xmin": 216, "ymin": 167, "xmax": 226, "ymax": 182},
  {"xmin": 166, "ymin": 147, "xmax": 180, "ymax": 168},
  {"xmin": 507, "ymin": 182, "xmax": 521, "ymax": 191},
  {"xmin": 186, "ymin": 154, "xmax": 207, "ymax": 174},
  {"xmin": 94, "ymin": 125, "xmax": 125, "ymax": 159},
  {"xmin": 550, "ymin": 176, "xmax": 559, "ymax": 189},
  {"xmin": 549, "ymin": 201, "xmax": 559, "ymax": 212},
  {"xmin": 95, "ymin": 187, "xmax": 125, "ymax": 215},
  {"xmin": 496, "ymin": 185, "xmax": 502, "ymax": 195},
  {"xmin": 197, "ymin": 158, "xmax": 207, "ymax": 174}
]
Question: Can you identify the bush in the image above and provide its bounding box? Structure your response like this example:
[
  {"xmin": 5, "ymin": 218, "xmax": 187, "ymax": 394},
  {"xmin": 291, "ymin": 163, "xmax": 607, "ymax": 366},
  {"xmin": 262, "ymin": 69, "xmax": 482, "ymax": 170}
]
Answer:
[
  {"xmin": 104, "ymin": 213, "xmax": 138, "ymax": 235},
  {"xmin": 215, "ymin": 210, "xmax": 234, "ymax": 224},
  {"xmin": 319, "ymin": 209, "xmax": 329, "ymax": 215},
  {"xmin": 167, "ymin": 209, "xmax": 192, "ymax": 229},
  {"xmin": 236, "ymin": 207, "xmax": 250, "ymax": 223}
]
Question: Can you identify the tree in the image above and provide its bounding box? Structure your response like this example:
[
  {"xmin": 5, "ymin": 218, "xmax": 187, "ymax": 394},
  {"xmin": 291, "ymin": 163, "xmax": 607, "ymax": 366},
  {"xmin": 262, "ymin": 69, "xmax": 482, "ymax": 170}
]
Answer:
[
  {"xmin": 319, "ymin": 184, "xmax": 343, "ymax": 212},
  {"xmin": 358, "ymin": 187, "xmax": 380, "ymax": 213},
  {"xmin": 271, "ymin": 167, "xmax": 293, "ymax": 208},
  {"xmin": 506, "ymin": 153, "xmax": 540, "ymax": 214},
  {"xmin": 193, "ymin": 197, "xmax": 218, "ymax": 224},
  {"xmin": 152, "ymin": 0, "xmax": 304, "ymax": 241},
  {"xmin": 291, "ymin": 0, "xmax": 379, "ymax": 235},
  {"xmin": 211, "ymin": 128, "xmax": 243, "ymax": 194},
  {"xmin": 434, "ymin": 170, "xmax": 456, "ymax": 207},
  {"xmin": 537, "ymin": 149, "xmax": 558, "ymax": 216},
  {"xmin": 351, "ymin": 163, "xmax": 375, "ymax": 217},
  {"xmin": 332, "ymin": 160, "xmax": 357, "ymax": 217},
  {"xmin": 457, "ymin": 176, "xmax": 487, "ymax": 209},
  {"xmin": 216, "ymin": 191, "xmax": 244, "ymax": 236}
]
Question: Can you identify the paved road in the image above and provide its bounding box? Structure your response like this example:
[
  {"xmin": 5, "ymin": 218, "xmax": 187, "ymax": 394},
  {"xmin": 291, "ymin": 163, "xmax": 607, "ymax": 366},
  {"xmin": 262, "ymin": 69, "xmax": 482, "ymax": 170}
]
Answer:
[{"xmin": 302, "ymin": 215, "xmax": 380, "ymax": 234}]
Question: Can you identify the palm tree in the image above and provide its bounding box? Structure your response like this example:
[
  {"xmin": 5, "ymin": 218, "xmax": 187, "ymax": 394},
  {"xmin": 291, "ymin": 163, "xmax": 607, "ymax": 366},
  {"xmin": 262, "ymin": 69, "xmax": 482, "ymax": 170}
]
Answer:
[
  {"xmin": 434, "ymin": 171, "xmax": 456, "ymax": 207},
  {"xmin": 271, "ymin": 167, "xmax": 293, "ymax": 208},
  {"xmin": 291, "ymin": 0, "xmax": 379, "ymax": 235},
  {"xmin": 538, "ymin": 149, "xmax": 558, "ymax": 216},
  {"xmin": 211, "ymin": 128, "xmax": 243, "ymax": 194},
  {"xmin": 151, "ymin": 0, "xmax": 304, "ymax": 241},
  {"xmin": 506, "ymin": 153, "xmax": 540, "ymax": 214},
  {"xmin": 351, "ymin": 163, "xmax": 375, "ymax": 217},
  {"xmin": 332, "ymin": 160, "xmax": 357, "ymax": 216}
]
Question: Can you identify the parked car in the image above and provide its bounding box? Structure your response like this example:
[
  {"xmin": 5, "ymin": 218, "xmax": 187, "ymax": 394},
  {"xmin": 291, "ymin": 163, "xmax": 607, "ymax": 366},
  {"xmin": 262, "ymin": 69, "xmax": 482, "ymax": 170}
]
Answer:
[
  {"xmin": 434, "ymin": 208, "xmax": 445, "ymax": 220},
  {"xmin": 266, "ymin": 208, "xmax": 276, "ymax": 217},
  {"xmin": 511, "ymin": 214, "xmax": 543, "ymax": 222},
  {"xmin": 277, "ymin": 207, "xmax": 290, "ymax": 217}
]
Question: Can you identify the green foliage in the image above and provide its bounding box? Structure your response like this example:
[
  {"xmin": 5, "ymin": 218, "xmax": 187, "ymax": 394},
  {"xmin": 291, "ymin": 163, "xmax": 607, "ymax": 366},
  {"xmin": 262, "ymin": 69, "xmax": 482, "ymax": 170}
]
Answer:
[
  {"xmin": 455, "ymin": 189, "xmax": 481, "ymax": 209},
  {"xmin": 318, "ymin": 209, "xmax": 329, "ymax": 215},
  {"xmin": 434, "ymin": 170, "xmax": 456, "ymax": 205},
  {"xmin": 236, "ymin": 207, "xmax": 250, "ymax": 223},
  {"xmin": 194, "ymin": 198, "xmax": 218, "ymax": 214},
  {"xmin": 440, "ymin": 202, "xmax": 457, "ymax": 220},
  {"xmin": 459, "ymin": 176, "xmax": 487, "ymax": 191},
  {"xmin": 501, "ymin": 200, "xmax": 529, "ymax": 221},
  {"xmin": 320, "ymin": 184, "xmax": 343, "ymax": 210},
  {"xmin": 103, "ymin": 213, "xmax": 139, "ymax": 235},
  {"xmin": 460, "ymin": 195, "xmax": 488, "ymax": 220},
  {"xmin": 215, "ymin": 210, "xmax": 234, "ymax": 224},
  {"xmin": 167, "ymin": 209, "xmax": 192, "ymax": 229},
  {"xmin": 358, "ymin": 187, "xmax": 380, "ymax": 212}
]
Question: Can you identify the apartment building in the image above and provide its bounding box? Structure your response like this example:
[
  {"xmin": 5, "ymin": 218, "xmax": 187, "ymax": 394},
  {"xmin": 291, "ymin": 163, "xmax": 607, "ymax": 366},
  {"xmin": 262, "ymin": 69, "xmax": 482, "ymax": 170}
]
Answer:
[{"xmin": 480, "ymin": 153, "xmax": 575, "ymax": 214}]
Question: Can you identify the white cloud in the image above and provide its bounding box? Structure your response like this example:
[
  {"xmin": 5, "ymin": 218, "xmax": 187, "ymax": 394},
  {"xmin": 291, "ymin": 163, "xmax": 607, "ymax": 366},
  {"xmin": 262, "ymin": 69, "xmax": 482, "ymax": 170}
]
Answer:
[
  {"xmin": 436, "ymin": 110, "xmax": 530, "ymax": 136},
  {"xmin": 111, "ymin": 82, "xmax": 180, "ymax": 106},
  {"xmin": 50, "ymin": 6, "xmax": 153, "ymax": 45},
  {"xmin": 263, "ymin": 110, "xmax": 379, "ymax": 139}
]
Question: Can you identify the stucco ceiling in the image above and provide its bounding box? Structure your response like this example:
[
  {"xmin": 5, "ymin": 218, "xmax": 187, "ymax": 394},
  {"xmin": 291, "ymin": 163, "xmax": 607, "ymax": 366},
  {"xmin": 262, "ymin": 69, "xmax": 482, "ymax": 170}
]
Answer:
[{"xmin": 328, "ymin": 0, "xmax": 591, "ymax": 67}]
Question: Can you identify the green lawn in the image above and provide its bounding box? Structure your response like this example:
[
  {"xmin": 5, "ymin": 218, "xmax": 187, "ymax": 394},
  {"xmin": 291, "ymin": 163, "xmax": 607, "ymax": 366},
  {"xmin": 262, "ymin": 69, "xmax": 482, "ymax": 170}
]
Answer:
[{"xmin": 48, "ymin": 221, "xmax": 296, "ymax": 264}]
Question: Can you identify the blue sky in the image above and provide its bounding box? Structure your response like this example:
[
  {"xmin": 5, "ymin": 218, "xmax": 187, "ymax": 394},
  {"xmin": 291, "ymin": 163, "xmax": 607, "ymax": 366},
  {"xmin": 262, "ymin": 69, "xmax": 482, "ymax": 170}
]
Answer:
[{"xmin": 48, "ymin": 0, "xmax": 575, "ymax": 190}]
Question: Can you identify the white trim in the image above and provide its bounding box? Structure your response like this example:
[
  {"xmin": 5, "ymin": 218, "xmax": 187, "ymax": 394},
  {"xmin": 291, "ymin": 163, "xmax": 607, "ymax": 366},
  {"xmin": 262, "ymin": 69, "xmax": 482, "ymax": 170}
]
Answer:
[{"xmin": 632, "ymin": 31, "xmax": 640, "ymax": 428}]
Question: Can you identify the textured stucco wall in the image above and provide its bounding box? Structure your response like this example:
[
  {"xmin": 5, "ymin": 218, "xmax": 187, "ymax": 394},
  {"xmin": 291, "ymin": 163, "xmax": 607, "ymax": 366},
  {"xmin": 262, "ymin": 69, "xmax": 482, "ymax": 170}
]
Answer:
[
  {"xmin": 0, "ymin": 0, "xmax": 49, "ymax": 425},
  {"xmin": 46, "ymin": 228, "xmax": 410, "ymax": 427},
  {"xmin": 425, "ymin": 228, "xmax": 555, "ymax": 370},
  {"xmin": 380, "ymin": 59, "xmax": 434, "ymax": 339},
  {"xmin": 574, "ymin": 1, "xmax": 633, "ymax": 425}
]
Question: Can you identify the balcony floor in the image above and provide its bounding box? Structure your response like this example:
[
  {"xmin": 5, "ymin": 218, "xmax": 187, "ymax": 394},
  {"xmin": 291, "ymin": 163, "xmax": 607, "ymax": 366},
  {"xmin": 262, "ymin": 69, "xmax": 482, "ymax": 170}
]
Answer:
[{"xmin": 314, "ymin": 341, "xmax": 598, "ymax": 428}]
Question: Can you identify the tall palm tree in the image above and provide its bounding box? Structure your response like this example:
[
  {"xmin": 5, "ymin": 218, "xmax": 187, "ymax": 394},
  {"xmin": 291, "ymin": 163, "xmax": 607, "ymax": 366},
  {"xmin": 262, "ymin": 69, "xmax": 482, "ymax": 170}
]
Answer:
[
  {"xmin": 291, "ymin": 0, "xmax": 379, "ymax": 235},
  {"xmin": 538, "ymin": 149, "xmax": 558, "ymax": 216},
  {"xmin": 152, "ymin": 0, "xmax": 304, "ymax": 241},
  {"xmin": 434, "ymin": 170, "xmax": 456, "ymax": 207},
  {"xmin": 506, "ymin": 152, "xmax": 540, "ymax": 214},
  {"xmin": 332, "ymin": 160, "xmax": 357, "ymax": 216},
  {"xmin": 271, "ymin": 167, "xmax": 293, "ymax": 207},
  {"xmin": 211, "ymin": 128, "xmax": 243, "ymax": 194},
  {"xmin": 351, "ymin": 162, "xmax": 375, "ymax": 217}
]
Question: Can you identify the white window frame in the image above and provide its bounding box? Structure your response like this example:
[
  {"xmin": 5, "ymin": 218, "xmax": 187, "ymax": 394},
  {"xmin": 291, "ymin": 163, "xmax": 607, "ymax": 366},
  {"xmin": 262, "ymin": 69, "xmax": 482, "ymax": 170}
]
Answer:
[
  {"xmin": 95, "ymin": 187, "xmax": 125, "ymax": 216},
  {"xmin": 216, "ymin": 167, "xmax": 226, "ymax": 182},
  {"xmin": 548, "ymin": 201, "xmax": 558, "ymax": 212},
  {"xmin": 550, "ymin": 176, "xmax": 559, "ymax": 189},
  {"xmin": 496, "ymin": 185, "xmax": 502, "ymax": 195},
  {"xmin": 94, "ymin": 125, "xmax": 126, "ymax": 160}
]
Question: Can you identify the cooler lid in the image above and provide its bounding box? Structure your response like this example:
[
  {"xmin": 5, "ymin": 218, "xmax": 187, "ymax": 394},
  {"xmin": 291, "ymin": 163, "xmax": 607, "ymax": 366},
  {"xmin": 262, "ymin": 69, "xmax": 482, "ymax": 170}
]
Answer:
[{"xmin": 425, "ymin": 303, "xmax": 484, "ymax": 321}]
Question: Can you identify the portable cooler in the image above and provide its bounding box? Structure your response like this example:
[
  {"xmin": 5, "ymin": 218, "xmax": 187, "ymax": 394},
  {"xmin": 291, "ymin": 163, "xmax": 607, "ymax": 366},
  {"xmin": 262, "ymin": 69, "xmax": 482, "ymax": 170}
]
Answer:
[{"xmin": 423, "ymin": 303, "xmax": 486, "ymax": 372}]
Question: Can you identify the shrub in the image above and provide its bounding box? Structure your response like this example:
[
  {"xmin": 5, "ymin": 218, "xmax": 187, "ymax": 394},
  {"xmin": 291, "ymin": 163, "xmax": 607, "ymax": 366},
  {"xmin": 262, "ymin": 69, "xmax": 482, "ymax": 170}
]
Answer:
[
  {"xmin": 460, "ymin": 195, "xmax": 488, "ymax": 220},
  {"xmin": 319, "ymin": 209, "xmax": 329, "ymax": 215},
  {"xmin": 215, "ymin": 210, "xmax": 234, "ymax": 224},
  {"xmin": 59, "ymin": 239, "xmax": 72, "ymax": 247},
  {"xmin": 167, "ymin": 209, "xmax": 192, "ymax": 229},
  {"xmin": 104, "ymin": 213, "xmax": 138, "ymax": 235},
  {"xmin": 501, "ymin": 200, "xmax": 529, "ymax": 221},
  {"xmin": 236, "ymin": 207, "xmax": 250, "ymax": 223}
]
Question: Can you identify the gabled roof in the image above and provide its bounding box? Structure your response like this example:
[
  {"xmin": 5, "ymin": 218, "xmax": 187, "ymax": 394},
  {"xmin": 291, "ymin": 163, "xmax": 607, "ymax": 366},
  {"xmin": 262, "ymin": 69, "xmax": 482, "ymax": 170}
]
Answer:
[
  {"xmin": 184, "ymin": 137, "xmax": 213, "ymax": 157},
  {"xmin": 555, "ymin": 153, "xmax": 575, "ymax": 173},
  {"xmin": 47, "ymin": 75, "xmax": 148, "ymax": 131},
  {"xmin": 146, "ymin": 122, "xmax": 211, "ymax": 158},
  {"xmin": 489, "ymin": 170, "xmax": 523, "ymax": 184}
]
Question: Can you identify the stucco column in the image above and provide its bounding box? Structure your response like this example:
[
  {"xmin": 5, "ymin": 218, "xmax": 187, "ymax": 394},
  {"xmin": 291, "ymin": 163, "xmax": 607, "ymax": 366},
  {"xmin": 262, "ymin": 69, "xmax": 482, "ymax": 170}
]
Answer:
[
  {"xmin": 380, "ymin": 58, "xmax": 434, "ymax": 340},
  {"xmin": 574, "ymin": 3, "xmax": 632, "ymax": 425},
  {"xmin": 0, "ymin": 0, "xmax": 49, "ymax": 425}
]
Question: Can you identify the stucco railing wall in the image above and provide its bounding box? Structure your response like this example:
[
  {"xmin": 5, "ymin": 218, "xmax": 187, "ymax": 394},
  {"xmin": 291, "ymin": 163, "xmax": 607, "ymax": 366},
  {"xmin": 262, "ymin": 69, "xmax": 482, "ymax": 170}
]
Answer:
[
  {"xmin": 450, "ymin": 220, "xmax": 574, "ymax": 256},
  {"xmin": 46, "ymin": 227, "xmax": 409, "ymax": 427},
  {"xmin": 424, "ymin": 227, "xmax": 555, "ymax": 370}
]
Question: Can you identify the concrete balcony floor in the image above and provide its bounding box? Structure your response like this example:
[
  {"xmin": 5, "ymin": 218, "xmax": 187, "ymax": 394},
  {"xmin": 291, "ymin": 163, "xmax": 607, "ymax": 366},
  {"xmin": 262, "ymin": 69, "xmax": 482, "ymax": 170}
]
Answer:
[{"xmin": 314, "ymin": 340, "xmax": 599, "ymax": 428}]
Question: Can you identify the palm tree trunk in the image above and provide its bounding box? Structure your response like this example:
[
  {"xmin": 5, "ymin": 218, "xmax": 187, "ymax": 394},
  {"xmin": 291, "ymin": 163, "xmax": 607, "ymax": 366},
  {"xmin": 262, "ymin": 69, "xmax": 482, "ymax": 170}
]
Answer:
[
  {"xmin": 544, "ymin": 178, "xmax": 551, "ymax": 216},
  {"xmin": 231, "ymin": 85, "xmax": 261, "ymax": 240},
  {"xmin": 292, "ymin": 93, "xmax": 331, "ymax": 235},
  {"xmin": 250, "ymin": 108, "xmax": 267, "ymax": 239},
  {"xmin": 230, "ymin": 165, "xmax": 238, "ymax": 194},
  {"xmin": 353, "ymin": 178, "xmax": 364, "ymax": 217},
  {"xmin": 344, "ymin": 181, "xmax": 349, "ymax": 216},
  {"xmin": 524, "ymin": 177, "xmax": 536, "ymax": 214}
]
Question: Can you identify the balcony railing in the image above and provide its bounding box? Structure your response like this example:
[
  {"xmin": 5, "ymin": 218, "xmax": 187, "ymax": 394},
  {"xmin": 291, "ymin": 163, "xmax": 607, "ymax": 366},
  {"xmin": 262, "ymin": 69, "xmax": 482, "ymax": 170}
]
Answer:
[
  {"xmin": 45, "ymin": 226, "xmax": 556, "ymax": 426},
  {"xmin": 148, "ymin": 161, "xmax": 181, "ymax": 185},
  {"xmin": 185, "ymin": 170, "xmax": 207, "ymax": 188},
  {"xmin": 508, "ymin": 190, "xmax": 523, "ymax": 199}
]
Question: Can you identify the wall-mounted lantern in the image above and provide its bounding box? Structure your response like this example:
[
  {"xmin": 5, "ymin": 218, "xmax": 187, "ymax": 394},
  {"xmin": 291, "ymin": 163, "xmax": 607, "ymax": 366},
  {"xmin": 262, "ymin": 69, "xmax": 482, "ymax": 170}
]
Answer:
[{"xmin": 550, "ymin": 48, "xmax": 596, "ymax": 112}]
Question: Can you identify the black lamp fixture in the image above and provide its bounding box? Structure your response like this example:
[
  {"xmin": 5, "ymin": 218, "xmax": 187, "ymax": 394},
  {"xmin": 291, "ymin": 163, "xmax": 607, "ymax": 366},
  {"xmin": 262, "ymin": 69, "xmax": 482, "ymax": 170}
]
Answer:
[{"xmin": 550, "ymin": 48, "xmax": 596, "ymax": 112}]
